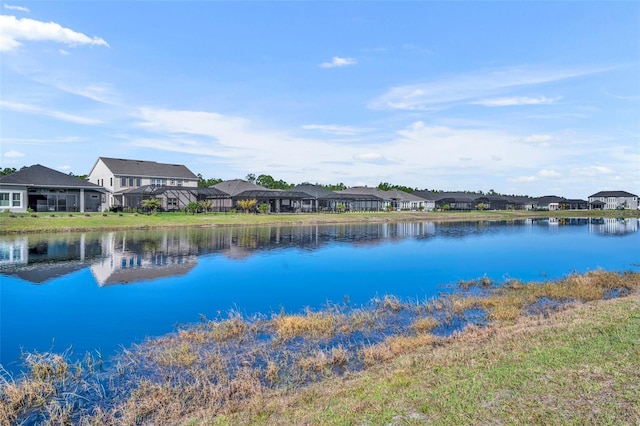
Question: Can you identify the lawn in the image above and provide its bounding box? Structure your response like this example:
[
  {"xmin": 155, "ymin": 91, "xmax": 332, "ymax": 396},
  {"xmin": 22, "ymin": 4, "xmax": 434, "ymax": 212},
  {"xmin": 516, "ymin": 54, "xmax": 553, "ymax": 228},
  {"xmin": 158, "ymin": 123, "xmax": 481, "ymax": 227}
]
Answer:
[{"xmin": 1, "ymin": 209, "xmax": 638, "ymax": 234}]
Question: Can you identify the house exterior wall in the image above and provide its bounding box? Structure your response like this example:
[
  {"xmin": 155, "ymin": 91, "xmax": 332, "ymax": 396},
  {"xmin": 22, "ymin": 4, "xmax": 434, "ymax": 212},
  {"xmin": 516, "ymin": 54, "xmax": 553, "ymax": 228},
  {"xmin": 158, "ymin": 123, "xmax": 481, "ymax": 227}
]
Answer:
[
  {"xmin": 588, "ymin": 195, "xmax": 638, "ymax": 210},
  {"xmin": 89, "ymin": 158, "xmax": 199, "ymax": 211},
  {"xmin": 0, "ymin": 185, "xmax": 28, "ymax": 213}
]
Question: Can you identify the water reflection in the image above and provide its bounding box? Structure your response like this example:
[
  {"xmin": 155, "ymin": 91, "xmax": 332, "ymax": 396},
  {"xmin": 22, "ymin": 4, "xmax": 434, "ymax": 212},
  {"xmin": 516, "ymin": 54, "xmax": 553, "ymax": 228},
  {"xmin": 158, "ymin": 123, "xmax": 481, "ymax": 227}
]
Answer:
[{"xmin": 1, "ymin": 218, "xmax": 638, "ymax": 285}]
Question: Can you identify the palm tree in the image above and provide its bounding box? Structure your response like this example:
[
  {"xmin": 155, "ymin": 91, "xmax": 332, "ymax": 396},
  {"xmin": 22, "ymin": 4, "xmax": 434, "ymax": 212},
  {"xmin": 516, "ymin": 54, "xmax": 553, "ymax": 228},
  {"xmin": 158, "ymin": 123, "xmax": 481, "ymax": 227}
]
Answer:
[
  {"xmin": 236, "ymin": 199, "xmax": 257, "ymax": 213},
  {"xmin": 141, "ymin": 198, "xmax": 162, "ymax": 214}
]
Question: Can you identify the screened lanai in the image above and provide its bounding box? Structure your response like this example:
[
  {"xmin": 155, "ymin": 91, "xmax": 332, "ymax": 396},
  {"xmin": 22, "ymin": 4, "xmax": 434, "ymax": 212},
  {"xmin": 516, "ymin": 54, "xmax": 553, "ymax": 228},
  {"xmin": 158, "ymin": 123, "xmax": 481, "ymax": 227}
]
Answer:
[{"xmin": 119, "ymin": 185, "xmax": 230, "ymax": 212}]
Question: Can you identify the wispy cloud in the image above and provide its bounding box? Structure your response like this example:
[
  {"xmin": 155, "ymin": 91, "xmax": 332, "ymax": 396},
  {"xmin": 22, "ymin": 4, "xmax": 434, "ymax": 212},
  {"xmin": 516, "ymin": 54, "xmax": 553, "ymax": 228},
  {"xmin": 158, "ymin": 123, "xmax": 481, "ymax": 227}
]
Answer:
[
  {"xmin": 4, "ymin": 150, "xmax": 25, "ymax": 158},
  {"xmin": 369, "ymin": 66, "xmax": 608, "ymax": 111},
  {"xmin": 319, "ymin": 56, "xmax": 357, "ymax": 68},
  {"xmin": 472, "ymin": 96, "xmax": 559, "ymax": 107},
  {"xmin": 1, "ymin": 100, "xmax": 103, "ymax": 125},
  {"xmin": 0, "ymin": 15, "xmax": 109, "ymax": 52},
  {"xmin": 508, "ymin": 169, "xmax": 561, "ymax": 183},
  {"xmin": 302, "ymin": 124, "xmax": 365, "ymax": 136},
  {"xmin": 571, "ymin": 165, "xmax": 613, "ymax": 176},
  {"xmin": 3, "ymin": 3, "xmax": 29, "ymax": 12}
]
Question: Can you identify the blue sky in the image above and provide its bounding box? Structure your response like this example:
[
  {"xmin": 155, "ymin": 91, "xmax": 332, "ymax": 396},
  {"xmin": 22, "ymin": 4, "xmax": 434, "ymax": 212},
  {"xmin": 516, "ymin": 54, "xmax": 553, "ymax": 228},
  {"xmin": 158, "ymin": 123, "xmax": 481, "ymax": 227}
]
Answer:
[{"xmin": 1, "ymin": 1, "xmax": 638, "ymax": 198}]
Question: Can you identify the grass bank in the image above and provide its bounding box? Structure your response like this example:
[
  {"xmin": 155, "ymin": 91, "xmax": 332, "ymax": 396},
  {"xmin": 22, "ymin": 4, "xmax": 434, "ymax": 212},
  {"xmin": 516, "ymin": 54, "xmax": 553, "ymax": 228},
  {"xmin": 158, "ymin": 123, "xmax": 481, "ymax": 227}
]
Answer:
[
  {"xmin": 1, "ymin": 209, "xmax": 638, "ymax": 234},
  {"xmin": 2, "ymin": 270, "xmax": 639, "ymax": 425}
]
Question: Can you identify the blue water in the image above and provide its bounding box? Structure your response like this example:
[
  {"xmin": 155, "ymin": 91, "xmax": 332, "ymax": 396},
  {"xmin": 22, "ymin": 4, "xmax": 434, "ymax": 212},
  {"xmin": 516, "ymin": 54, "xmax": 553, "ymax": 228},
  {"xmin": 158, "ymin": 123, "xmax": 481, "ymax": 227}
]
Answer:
[{"xmin": 1, "ymin": 218, "xmax": 639, "ymax": 372}]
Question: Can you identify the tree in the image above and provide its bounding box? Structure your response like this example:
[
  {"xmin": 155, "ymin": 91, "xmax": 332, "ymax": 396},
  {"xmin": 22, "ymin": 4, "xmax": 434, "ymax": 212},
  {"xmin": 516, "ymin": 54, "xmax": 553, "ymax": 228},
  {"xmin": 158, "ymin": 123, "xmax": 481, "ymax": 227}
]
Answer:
[
  {"xmin": 476, "ymin": 203, "xmax": 486, "ymax": 211},
  {"xmin": 0, "ymin": 167, "xmax": 17, "ymax": 176},
  {"xmin": 258, "ymin": 203, "xmax": 269, "ymax": 214},
  {"xmin": 186, "ymin": 201, "xmax": 200, "ymax": 215},
  {"xmin": 237, "ymin": 199, "xmax": 257, "ymax": 213},
  {"xmin": 377, "ymin": 182, "xmax": 416, "ymax": 193},
  {"xmin": 197, "ymin": 174, "xmax": 223, "ymax": 188},
  {"xmin": 141, "ymin": 198, "xmax": 162, "ymax": 214},
  {"xmin": 198, "ymin": 200, "xmax": 212, "ymax": 213},
  {"xmin": 246, "ymin": 173, "xmax": 256, "ymax": 183}
]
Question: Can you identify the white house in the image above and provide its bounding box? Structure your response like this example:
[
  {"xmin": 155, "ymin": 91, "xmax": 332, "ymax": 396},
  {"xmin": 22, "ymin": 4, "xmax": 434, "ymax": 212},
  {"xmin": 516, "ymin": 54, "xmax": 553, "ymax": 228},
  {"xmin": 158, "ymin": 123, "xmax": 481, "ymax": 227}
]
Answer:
[
  {"xmin": 88, "ymin": 157, "xmax": 199, "ymax": 211},
  {"xmin": 588, "ymin": 191, "xmax": 638, "ymax": 210}
]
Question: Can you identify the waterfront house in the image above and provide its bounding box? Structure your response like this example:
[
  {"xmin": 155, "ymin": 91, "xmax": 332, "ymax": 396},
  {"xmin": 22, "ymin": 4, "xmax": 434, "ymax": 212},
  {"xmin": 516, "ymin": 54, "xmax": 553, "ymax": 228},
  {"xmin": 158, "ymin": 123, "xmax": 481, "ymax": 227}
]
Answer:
[
  {"xmin": 88, "ymin": 157, "xmax": 200, "ymax": 211},
  {"xmin": 0, "ymin": 164, "xmax": 109, "ymax": 213},
  {"xmin": 588, "ymin": 191, "xmax": 638, "ymax": 210}
]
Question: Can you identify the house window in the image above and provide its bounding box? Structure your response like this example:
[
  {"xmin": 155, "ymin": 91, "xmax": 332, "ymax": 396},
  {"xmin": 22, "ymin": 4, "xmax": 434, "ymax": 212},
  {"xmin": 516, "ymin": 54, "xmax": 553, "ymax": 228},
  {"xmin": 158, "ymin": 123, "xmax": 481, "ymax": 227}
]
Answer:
[
  {"xmin": 129, "ymin": 178, "xmax": 134, "ymax": 187},
  {"xmin": 110, "ymin": 178, "xmax": 113, "ymax": 186},
  {"xmin": 121, "ymin": 177, "xmax": 127, "ymax": 187},
  {"xmin": 12, "ymin": 193, "xmax": 21, "ymax": 207},
  {"xmin": 167, "ymin": 198, "xmax": 178, "ymax": 208},
  {"xmin": 177, "ymin": 179, "xmax": 183, "ymax": 187},
  {"xmin": 136, "ymin": 178, "xmax": 141, "ymax": 187},
  {"xmin": 0, "ymin": 193, "xmax": 9, "ymax": 207}
]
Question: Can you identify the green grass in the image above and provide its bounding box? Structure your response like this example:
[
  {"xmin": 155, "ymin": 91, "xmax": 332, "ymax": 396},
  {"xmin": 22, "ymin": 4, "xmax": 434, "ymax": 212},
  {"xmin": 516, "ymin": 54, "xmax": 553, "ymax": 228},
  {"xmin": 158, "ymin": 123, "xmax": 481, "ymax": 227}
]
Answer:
[
  {"xmin": 1, "ymin": 209, "xmax": 637, "ymax": 234},
  {"xmin": 210, "ymin": 292, "xmax": 640, "ymax": 425}
]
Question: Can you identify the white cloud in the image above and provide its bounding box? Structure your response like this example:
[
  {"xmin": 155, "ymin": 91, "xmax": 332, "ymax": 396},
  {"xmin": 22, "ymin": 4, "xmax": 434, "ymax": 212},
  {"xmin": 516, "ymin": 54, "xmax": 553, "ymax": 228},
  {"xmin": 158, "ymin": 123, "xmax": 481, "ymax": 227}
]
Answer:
[
  {"xmin": 472, "ymin": 96, "xmax": 558, "ymax": 107},
  {"xmin": 4, "ymin": 150, "xmax": 24, "ymax": 158},
  {"xmin": 1, "ymin": 100, "xmax": 103, "ymax": 125},
  {"xmin": 508, "ymin": 169, "xmax": 561, "ymax": 183},
  {"xmin": 571, "ymin": 165, "xmax": 613, "ymax": 176},
  {"xmin": 520, "ymin": 134, "xmax": 553, "ymax": 144},
  {"xmin": 302, "ymin": 124, "xmax": 364, "ymax": 136},
  {"xmin": 0, "ymin": 15, "xmax": 109, "ymax": 52},
  {"xmin": 59, "ymin": 49, "xmax": 70, "ymax": 55},
  {"xmin": 3, "ymin": 4, "xmax": 29, "ymax": 12},
  {"xmin": 319, "ymin": 56, "xmax": 357, "ymax": 68},
  {"xmin": 353, "ymin": 152, "xmax": 387, "ymax": 163},
  {"xmin": 57, "ymin": 165, "xmax": 71, "ymax": 171},
  {"xmin": 369, "ymin": 65, "xmax": 608, "ymax": 111}
]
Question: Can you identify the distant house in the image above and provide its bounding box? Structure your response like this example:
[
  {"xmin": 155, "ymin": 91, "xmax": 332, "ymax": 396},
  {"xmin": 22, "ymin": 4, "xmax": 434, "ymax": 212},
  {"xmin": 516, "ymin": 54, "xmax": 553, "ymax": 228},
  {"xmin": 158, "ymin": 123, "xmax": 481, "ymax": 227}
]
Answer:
[
  {"xmin": 0, "ymin": 164, "xmax": 110, "ymax": 213},
  {"xmin": 588, "ymin": 191, "xmax": 638, "ymax": 210},
  {"xmin": 338, "ymin": 187, "xmax": 426, "ymax": 211},
  {"xmin": 88, "ymin": 157, "xmax": 202, "ymax": 211}
]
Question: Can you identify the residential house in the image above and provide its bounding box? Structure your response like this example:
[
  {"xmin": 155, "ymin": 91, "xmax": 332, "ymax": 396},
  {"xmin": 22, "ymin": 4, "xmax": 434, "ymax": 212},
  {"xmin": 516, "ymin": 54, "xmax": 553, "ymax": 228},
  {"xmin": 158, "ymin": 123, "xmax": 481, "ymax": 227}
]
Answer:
[
  {"xmin": 588, "ymin": 191, "xmax": 638, "ymax": 210},
  {"xmin": 88, "ymin": 157, "xmax": 200, "ymax": 211},
  {"xmin": 0, "ymin": 164, "xmax": 109, "ymax": 213}
]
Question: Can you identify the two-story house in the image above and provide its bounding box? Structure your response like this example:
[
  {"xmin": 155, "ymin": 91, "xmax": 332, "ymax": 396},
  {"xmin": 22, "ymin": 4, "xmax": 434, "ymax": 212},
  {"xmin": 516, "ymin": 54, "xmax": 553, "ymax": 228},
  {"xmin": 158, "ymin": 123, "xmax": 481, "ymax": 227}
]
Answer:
[
  {"xmin": 88, "ymin": 157, "xmax": 200, "ymax": 211},
  {"xmin": 588, "ymin": 191, "xmax": 638, "ymax": 210}
]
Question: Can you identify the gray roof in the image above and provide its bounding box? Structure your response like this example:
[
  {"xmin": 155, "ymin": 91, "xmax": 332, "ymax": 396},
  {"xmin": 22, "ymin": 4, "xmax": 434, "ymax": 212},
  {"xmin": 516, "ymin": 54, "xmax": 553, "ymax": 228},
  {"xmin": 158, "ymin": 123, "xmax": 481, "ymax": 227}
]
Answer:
[
  {"xmin": 292, "ymin": 184, "xmax": 336, "ymax": 199},
  {"xmin": 0, "ymin": 164, "xmax": 108, "ymax": 192},
  {"xmin": 589, "ymin": 190, "xmax": 638, "ymax": 198},
  {"xmin": 212, "ymin": 179, "xmax": 268, "ymax": 196},
  {"xmin": 339, "ymin": 187, "xmax": 392, "ymax": 199},
  {"xmin": 119, "ymin": 185, "xmax": 228, "ymax": 198},
  {"xmin": 95, "ymin": 157, "xmax": 198, "ymax": 179}
]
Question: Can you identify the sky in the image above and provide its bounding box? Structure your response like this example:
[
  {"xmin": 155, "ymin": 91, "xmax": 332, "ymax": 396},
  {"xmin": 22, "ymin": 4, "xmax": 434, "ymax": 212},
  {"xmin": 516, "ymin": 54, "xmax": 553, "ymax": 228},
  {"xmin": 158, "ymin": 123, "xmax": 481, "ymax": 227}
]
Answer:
[{"xmin": 1, "ymin": 1, "xmax": 639, "ymax": 199}]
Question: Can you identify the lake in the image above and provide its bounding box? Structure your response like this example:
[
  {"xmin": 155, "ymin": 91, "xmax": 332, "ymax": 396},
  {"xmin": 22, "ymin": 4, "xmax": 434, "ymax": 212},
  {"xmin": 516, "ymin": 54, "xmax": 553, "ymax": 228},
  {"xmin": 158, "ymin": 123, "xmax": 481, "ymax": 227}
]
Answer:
[{"xmin": 1, "ymin": 218, "xmax": 639, "ymax": 372}]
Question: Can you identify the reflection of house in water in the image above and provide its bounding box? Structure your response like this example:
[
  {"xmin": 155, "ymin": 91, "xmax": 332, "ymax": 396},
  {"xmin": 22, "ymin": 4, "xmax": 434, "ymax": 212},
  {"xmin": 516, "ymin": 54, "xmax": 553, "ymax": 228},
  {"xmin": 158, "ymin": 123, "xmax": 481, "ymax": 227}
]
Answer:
[
  {"xmin": 588, "ymin": 218, "xmax": 639, "ymax": 236},
  {"xmin": 90, "ymin": 232, "xmax": 199, "ymax": 285},
  {"xmin": 0, "ymin": 234, "xmax": 107, "ymax": 283}
]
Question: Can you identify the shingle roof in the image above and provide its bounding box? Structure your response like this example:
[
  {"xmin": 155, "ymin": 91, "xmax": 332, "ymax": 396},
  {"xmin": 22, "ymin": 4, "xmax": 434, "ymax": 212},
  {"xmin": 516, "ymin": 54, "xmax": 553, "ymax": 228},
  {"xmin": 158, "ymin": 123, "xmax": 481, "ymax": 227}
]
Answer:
[
  {"xmin": 589, "ymin": 190, "xmax": 638, "ymax": 198},
  {"xmin": 96, "ymin": 157, "xmax": 198, "ymax": 179},
  {"xmin": 292, "ymin": 184, "xmax": 336, "ymax": 198},
  {"xmin": 119, "ymin": 185, "xmax": 228, "ymax": 198},
  {"xmin": 212, "ymin": 179, "xmax": 268, "ymax": 196},
  {"xmin": 0, "ymin": 164, "xmax": 108, "ymax": 191}
]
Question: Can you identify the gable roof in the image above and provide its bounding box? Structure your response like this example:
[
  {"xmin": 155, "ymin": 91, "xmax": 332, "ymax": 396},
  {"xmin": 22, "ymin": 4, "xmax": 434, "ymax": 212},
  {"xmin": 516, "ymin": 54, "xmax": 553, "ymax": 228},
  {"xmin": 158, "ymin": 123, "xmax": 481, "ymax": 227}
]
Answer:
[
  {"xmin": 0, "ymin": 164, "xmax": 108, "ymax": 191},
  {"xmin": 589, "ymin": 190, "xmax": 638, "ymax": 198},
  {"xmin": 291, "ymin": 184, "xmax": 336, "ymax": 198},
  {"xmin": 212, "ymin": 179, "xmax": 268, "ymax": 196},
  {"xmin": 95, "ymin": 157, "xmax": 197, "ymax": 179}
]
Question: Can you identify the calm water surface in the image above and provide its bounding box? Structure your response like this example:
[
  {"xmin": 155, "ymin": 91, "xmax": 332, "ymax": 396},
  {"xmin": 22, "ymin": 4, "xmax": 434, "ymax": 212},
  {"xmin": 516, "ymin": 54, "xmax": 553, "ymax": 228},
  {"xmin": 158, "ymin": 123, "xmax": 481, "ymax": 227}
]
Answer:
[{"xmin": 1, "ymin": 218, "xmax": 639, "ymax": 371}]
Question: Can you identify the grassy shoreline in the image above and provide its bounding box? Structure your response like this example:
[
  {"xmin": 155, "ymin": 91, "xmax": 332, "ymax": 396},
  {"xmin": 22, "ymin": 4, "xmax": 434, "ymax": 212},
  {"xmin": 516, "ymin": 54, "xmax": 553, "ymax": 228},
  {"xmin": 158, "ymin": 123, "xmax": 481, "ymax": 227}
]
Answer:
[
  {"xmin": 2, "ymin": 270, "xmax": 639, "ymax": 425},
  {"xmin": 1, "ymin": 209, "xmax": 638, "ymax": 234}
]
